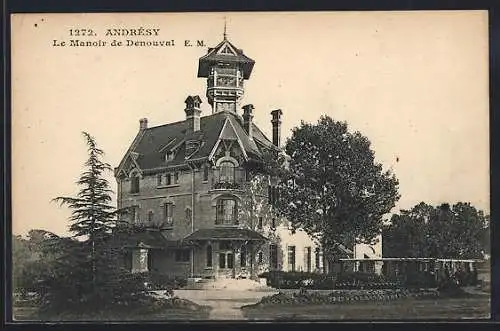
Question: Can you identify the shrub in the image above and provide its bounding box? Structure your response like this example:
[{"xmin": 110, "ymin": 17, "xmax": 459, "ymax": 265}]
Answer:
[
  {"xmin": 259, "ymin": 271, "xmax": 405, "ymax": 290},
  {"xmin": 136, "ymin": 272, "xmax": 187, "ymax": 290},
  {"xmin": 403, "ymin": 271, "xmax": 437, "ymax": 288}
]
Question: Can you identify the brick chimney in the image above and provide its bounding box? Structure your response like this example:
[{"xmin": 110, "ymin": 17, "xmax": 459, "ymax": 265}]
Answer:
[
  {"xmin": 242, "ymin": 104, "xmax": 254, "ymax": 139},
  {"xmin": 270, "ymin": 109, "xmax": 283, "ymax": 147},
  {"xmin": 139, "ymin": 118, "xmax": 148, "ymax": 131},
  {"xmin": 184, "ymin": 95, "xmax": 202, "ymax": 132}
]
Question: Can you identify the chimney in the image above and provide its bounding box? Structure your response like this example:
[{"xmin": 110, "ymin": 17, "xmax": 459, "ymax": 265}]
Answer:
[
  {"xmin": 242, "ymin": 104, "xmax": 254, "ymax": 139},
  {"xmin": 184, "ymin": 95, "xmax": 202, "ymax": 132},
  {"xmin": 270, "ymin": 109, "xmax": 283, "ymax": 147},
  {"xmin": 139, "ymin": 118, "xmax": 148, "ymax": 130}
]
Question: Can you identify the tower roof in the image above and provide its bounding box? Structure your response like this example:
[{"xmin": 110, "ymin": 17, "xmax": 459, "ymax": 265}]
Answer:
[{"xmin": 197, "ymin": 39, "xmax": 255, "ymax": 79}]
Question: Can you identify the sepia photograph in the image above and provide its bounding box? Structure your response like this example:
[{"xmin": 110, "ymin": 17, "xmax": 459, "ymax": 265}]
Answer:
[{"xmin": 11, "ymin": 11, "xmax": 490, "ymax": 321}]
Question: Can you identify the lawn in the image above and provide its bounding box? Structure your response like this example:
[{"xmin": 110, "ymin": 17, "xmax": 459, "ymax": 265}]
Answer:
[
  {"xmin": 12, "ymin": 305, "xmax": 212, "ymax": 321},
  {"xmin": 241, "ymin": 296, "xmax": 490, "ymax": 321}
]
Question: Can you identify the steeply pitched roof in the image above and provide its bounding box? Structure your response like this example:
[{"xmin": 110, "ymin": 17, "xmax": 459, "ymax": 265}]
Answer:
[
  {"xmin": 117, "ymin": 111, "xmax": 278, "ymax": 174},
  {"xmin": 182, "ymin": 228, "xmax": 268, "ymax": 242},
  {"xmin": 198, "ymin": 39, "xmax": 255, "ymax": 79}
]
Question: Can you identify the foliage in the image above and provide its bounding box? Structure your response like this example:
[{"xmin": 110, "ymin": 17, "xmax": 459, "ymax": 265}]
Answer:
[
  {"xmin": 247, "ymin": 288, "xmax": 439, "ymax": 307},
  {"xmin": 259, "ymin": 270, "xmax": 408, "ymax": 290},
  {"xmin": 12, "ymin": 230, "xmax": 70, "ymax": 294},
  {"xmin": 275, "ymin": 116, "xmax": 400, "ymax": 255},
  {"xmin": 38, "ymin": 132, "xmax": 149, "ymax": 317},
  {"xmin": 134, "ymin": 272, "xmax": 187, "ymax": 291},
  {"xmin": 383, "ymin": 202, "xmax": 489, "ymax": 259}
]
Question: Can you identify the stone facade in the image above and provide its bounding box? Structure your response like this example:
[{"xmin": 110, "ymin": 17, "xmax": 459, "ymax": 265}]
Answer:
[{"xmin": 115, "ymin": 34, "xmax": 379, "ymax": 280}]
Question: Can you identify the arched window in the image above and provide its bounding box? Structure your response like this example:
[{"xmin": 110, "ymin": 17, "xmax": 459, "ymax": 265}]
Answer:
[
  {"xmin": 147, "ymin": 211, "xmax": 154, "ymax": 223},
  {"xmin": 219, "ymin": 160, "xmax": 235, "ymax": 183},
  {"xmin": 216, "ymin": 198, "xmax": 238, "ymax": 225}
]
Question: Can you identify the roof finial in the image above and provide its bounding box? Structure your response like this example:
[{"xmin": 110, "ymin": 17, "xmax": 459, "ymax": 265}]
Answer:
[{"xmin": 223, "ymin": 17, "xmax": 227, "ymax": 40}]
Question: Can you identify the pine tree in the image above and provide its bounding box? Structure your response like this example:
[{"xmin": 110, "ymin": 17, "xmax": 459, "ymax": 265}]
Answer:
[{"xmin": 39, "ymin": 132, "xmax": 148, "ymax": 318}]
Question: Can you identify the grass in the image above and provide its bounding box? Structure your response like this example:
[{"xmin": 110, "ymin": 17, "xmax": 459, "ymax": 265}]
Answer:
[
  {"xmin": 12, "ymin": 303, "xmax": 212, "ymax": 321},
  {"xmin": 241, "ymin": 296, "xmax": 491, "ymax": 321}
]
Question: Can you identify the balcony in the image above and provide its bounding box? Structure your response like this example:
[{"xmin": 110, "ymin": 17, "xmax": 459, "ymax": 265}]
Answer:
[{"xmin": 210, "ymin": 168, "xmax": 246, "ymax": 191}]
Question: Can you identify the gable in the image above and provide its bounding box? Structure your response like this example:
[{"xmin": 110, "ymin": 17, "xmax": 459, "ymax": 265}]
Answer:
[
  {"xmin": 116, "ymin": 111, "xmax": 277, "ymax": 173},
  {"xmin": 216, "ymin": 42, "xmax": 238, "ymax": 56}
]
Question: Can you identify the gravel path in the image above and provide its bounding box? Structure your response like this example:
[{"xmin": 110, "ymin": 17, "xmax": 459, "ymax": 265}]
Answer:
[{"xmin": 174, "ymin": 289, "xmax": 278, "ymax": 320}]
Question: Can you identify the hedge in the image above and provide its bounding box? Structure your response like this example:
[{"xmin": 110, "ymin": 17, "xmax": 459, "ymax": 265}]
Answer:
[{"xmin": 259, "ymin": 271, "xmax": 438, "ymax": 290}]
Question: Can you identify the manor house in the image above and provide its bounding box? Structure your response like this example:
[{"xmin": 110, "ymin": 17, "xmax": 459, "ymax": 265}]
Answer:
[{"xmin": 114, "ymin": 34, "xmax": 381, "ymax": 280}]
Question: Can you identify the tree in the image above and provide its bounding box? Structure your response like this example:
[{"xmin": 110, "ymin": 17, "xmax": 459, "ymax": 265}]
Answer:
[
  {"xmin": 12, "ymin": 230, "xmax": 67, "ymax": 295},
  {"xmin": 275, "ymin": 116, "xmax": 400, "ymax": 262},
  {"xmin": 384, "ymin": 202, "xmax": 489, "ymax": 259},
  {"xmin": 40, "ymin": 132, "xmax": 147, "ymax": 317}
]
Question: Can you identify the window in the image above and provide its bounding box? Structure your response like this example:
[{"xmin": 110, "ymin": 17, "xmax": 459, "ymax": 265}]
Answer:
[
  {"xmin": 240, "ymin": 245, "xmax": 247, "ymax": 267},
  {"xmin": 185, "ymin": 208, "xmax": 192, "ymax": 221},
  {"xmin": 315, "ymin": 248, "xmax": 321, "ymax": 270},
  {"xmin": 216, "ymin": 199, "xmax": 238, "ymax": 225},
  {"xmin": 175, "ymin": 249, "xmax": 190, "ymax": 262},
  {"xmin": 270, "ymin": 244, "xmax": 278, "ymax": 269},
  {"xmin": 147, "ymin": 211, "xmax": 154, "ymax": 223},
  {"xmin": 174, "ymin": 172, "xmax": 179, "ymax": 184},
  {"xmin": 288, "ymin": 246, "xmax": 296, "ymax": 272},
  {"xmin": 258, "ymin": 217, "xmax": 263, "ymax": 229},
  {"xmin": 227, "ymin": 253, "xmax": 234, "ymax": 269},
  {"xmin": 305, "ymin": 247, "xmax": 312, "ymax": 272},
  {"xmin": 147, "ymin": 251, "xmax": 154, "ymax": 271},
  {"xmin": 131, "ymin": 206, "xmax": 139, "ymax": 224},
  {"xmin": 166, "ymin": 150, "xmax": 175, "ymax": 161},
  {"xmin": 271, "ymin": 218, "xmax": 276, "ymax": 229},
  {"xmin": 130, "ymin": 175, "xmax": 140, "ymax": 193},
  {"xmin": 166, "ymin": 173, "xmax": 172, "ymax": 186},
  {"xmin": 219, "ymin": 161, "xmax": 235, "ymax": 183},
  {"xmin": 157, "ymin": 174, "xmax": 162, "ymax": 186},
  {"xmin": 219, "ymin": 253, "xmax": 226, "ymax": 269},
  {"xmin": 268, "ymin": 186, "xmax": 279, "ymax": 206},
  {"xmin": 164, "ymin": 202, "xmax": 174, "ymax": 225},
  {"xmin": 258, "ymin": 251, "xmax": 263, "ymax": 264},
  {"xmin": 203, "ymin": 166, "xmax": 209, "ymax": 182},
  {"xmin": 206, "ymin": 245, "xmax": 213, "ymax": 268}
]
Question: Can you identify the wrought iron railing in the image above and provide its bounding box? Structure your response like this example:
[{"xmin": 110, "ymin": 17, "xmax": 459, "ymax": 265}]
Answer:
[{"xmin": 211, "ymin": 168, "xmax": 246, "ymax": 190}]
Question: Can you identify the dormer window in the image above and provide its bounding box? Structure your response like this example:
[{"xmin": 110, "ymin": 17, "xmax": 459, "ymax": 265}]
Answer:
[{"xmin": 166, "ymin": 150, "xmax": 175, "ymax": 161}]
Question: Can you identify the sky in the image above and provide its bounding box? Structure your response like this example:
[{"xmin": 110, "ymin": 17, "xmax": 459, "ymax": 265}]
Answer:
[{"xmin": 11, "ymin": 11, "xmax": 489, "ymax": 236}]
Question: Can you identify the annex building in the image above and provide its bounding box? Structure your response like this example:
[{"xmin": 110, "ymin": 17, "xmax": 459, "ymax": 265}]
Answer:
[{"xmin": 114, "ymin": 33, "xmax": 381, "ymax": 280}]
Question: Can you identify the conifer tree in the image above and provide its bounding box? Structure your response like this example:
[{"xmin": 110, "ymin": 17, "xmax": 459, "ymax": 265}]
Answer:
[{"xmin": 39, "ymin": 132, "xmax": 148, "ymax": 317}]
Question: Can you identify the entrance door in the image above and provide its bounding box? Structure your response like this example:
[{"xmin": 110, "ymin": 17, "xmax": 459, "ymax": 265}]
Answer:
[{"xmin": 218, "ymin": 241, "xmax": 235, "ymax": 278}]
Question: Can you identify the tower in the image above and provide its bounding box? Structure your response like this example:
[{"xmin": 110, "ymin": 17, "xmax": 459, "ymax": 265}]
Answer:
[{"xmin": 197, "ymin": 32, "xmax": 255, "ymax": 114}]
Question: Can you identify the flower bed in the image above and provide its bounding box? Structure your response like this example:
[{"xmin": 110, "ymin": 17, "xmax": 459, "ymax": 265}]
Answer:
[{"xmin": 245, "ymin": 288, "xmax": 440, "ymax": 308}]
